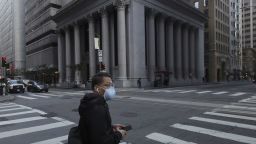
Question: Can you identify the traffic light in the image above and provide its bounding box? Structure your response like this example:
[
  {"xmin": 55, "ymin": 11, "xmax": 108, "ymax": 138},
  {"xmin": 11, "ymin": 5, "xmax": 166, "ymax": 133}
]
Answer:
[{"xmin": 1, "ymin": 57, "xmax": 6, "ymax": 67}]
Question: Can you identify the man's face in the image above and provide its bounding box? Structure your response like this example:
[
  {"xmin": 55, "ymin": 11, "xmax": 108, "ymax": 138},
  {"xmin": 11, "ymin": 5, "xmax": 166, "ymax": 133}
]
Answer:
[{"xmin": 96, "ymin": 77, "xmax": 113, "ymax": 96}]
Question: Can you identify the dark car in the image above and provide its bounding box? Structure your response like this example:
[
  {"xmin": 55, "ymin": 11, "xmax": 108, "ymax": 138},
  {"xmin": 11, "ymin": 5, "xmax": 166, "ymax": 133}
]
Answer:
[
  {"xmin": 7, "ymin": 80, "xmax": 25, "ymax": 93},
  {"xmin": 27, "ymin": 81, "xmax": 49, "ymax": 92}
]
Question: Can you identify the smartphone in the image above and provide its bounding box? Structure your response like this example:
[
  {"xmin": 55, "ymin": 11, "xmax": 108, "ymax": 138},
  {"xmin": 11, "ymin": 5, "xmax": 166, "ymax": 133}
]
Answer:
[{"xmin": 122, "ymin": 125, "xmax": 132, "ymax": 131}]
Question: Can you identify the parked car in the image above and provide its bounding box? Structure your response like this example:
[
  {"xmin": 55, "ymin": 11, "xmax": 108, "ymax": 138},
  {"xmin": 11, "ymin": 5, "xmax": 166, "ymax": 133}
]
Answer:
[
  {"xmin": 27, "ymin": 81, "xmax": 49, "ymax": 92},
  {"xmin": 7, "ymin": 80, "xmax": 25, "ymax": 93}
]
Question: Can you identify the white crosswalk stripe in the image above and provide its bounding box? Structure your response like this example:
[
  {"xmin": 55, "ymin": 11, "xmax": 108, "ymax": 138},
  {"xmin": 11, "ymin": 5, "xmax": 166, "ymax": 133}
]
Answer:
[
  {"xmin": 0, "ymin": 103, "xmax": 75, "ymax": 144},
  {"xmin": 178, "ymin": 90, "xmax": 197, "ymax": 94},
  {"xmin": 196, "ymin": 91, "xmax": 212, "ymax": 94},
  {"xmin": 31, "ymin": 135, "xmax": 68, "ymax": 144},
  {"xmin": 204, "ymin": 111, "xmax": 256, "ymax": 121},
  {"xmin": 17, "ymin": 95, "xmax": 37, "ymax": 100},
  {"xmin": 212, "ymin": 91, "xmax": 228, "ymax": 95},
  {"xmin": 172, "ymin": 123, "xmax": 256, "ymax": 144},
  {"xmin": 230, "ymin": 92, "xmax": 246, "ymax": 96},
  {"xmin": 146, "ymin": 133, "xmax": 197, "ymax": 144},
  {"xmin": 27, "ymin": 93, "xmax": 50, "ymax": 98}
]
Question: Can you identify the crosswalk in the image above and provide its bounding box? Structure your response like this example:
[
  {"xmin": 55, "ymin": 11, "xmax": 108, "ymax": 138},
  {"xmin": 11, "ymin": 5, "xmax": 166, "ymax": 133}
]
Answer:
[
  {"xmin": 145, "ymin": 96, "xmax": 256, "ymax": 144},
  {"xmin": 0, "ymin": 102, "xmax": 75, "ymax": 144},
  {"xmin": 141, "ymin": 89, "xmax": 249, "ymax": 97}
]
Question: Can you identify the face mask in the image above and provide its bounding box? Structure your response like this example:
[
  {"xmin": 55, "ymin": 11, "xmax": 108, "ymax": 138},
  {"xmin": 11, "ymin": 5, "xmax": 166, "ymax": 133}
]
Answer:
[{"xmin": 104, "ymin": 86, "xmax": 116, "ymax": 101}]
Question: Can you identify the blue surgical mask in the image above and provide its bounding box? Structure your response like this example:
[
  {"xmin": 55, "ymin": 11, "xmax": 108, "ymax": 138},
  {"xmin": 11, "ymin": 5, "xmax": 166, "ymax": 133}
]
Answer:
[{"xmin": 104, "ymin": 86, "xmax": 116, "ymax": 101}]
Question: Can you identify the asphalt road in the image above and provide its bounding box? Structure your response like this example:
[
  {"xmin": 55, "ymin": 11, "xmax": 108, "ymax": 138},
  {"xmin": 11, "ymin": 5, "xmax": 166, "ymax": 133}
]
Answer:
[{"xmin": 0, "ymin": 81, "xmax": 256, "ymax": 144}]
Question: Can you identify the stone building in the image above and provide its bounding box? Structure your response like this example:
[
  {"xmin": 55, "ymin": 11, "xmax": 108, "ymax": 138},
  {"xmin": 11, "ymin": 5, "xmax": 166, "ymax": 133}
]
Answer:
[{"xmin": 53, "ymin": 0, "xmax": 206, "ymax": 87}]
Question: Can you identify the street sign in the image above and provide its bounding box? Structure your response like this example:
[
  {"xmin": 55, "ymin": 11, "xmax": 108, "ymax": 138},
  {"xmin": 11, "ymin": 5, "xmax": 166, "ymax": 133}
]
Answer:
[{"xmin": 99, "ymin": 57, "xmax": 103, "ymax": 62}]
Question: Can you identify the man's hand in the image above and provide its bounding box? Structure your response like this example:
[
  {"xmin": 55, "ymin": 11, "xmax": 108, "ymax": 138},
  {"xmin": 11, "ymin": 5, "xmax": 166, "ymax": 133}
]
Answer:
[
  {"xmin": 116, "ymin": 127, "xmax": 127, "ymax": 138},
  {"xmin": 112, "ymin": 124, "xmax": 125, "ymax": 132}
]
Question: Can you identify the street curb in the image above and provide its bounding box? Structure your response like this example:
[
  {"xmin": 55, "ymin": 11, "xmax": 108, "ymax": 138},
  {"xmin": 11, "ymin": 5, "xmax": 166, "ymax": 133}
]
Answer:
[{"xmin": 0, "ymin": 95, "xmax": 15, "ymax": 103}]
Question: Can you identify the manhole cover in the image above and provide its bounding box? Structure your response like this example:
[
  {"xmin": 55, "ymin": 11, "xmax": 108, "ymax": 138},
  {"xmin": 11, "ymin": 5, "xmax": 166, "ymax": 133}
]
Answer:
[
  {"xmin": 72, "ymin": 108, "xmax": 78, "ymax": 112},
  {"xmin": 120, "ymin": 112, "xmax": 138, "ymax": 117},
  {"xmin": 0, "ymin": 117, "xmax": 8, "ymax": 121},
  {"xmin": 40, "ymin": 112, "xmax": 57, "ymax": 118}
]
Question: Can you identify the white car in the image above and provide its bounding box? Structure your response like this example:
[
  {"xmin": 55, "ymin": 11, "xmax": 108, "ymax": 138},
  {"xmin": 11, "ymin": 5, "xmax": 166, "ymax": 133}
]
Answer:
[{"xmin": 7, "ymin": 80, "xmax": 25, "ymax": 93}]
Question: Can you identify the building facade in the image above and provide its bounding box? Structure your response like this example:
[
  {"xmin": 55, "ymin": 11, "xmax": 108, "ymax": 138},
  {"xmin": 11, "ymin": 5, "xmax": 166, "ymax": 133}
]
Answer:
[
  {"xmin": 0, "ymin": 0, "xmax": 25, "ymax": 76},
  {"xmin": 25, "ymin": 0, "xmax": 72, "ymax": 81},
  {"xmin": 53, "ymin": 0, "xmax": 206, "ymax": 87},
  {"xmin": 240, "ymin": 0, "xmax": 256, "ymax": 78},
  {"xmin": 230, "ymin": 0, "xmax": 242, "ymax": 80},
  {"xmin": 201, "ymin": 0, "xmax": 231, "ymax": 82}
]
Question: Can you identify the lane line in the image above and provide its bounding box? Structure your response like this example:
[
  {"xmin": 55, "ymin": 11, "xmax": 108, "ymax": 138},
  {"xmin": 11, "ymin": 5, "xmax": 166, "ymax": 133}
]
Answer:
[
  {"xmin": 0, "ymin": 120, "xmax": 75, "ymax": 139},
  {"xmin": 223, "ymin": 105, "xmax": 256, "ymax": 111},
  {"xmin": 146, "ymin": 132, "xmax": 197, "ymax": 144},
  {"xmin": 212, "ymin": 91, "xmax": 228, "ymax": 95},
  {"xmin": 172, "ymin": 123, "xmax": 256, "ymax": 144},
  {"xmin": 0, "ymin": 107, "xmax": 27, "ymax": 112},
  {"xmin": 0, "ymin": 116, "xmax": 46, "ymax": 126},
  {"xmin": 230, "ymin": 92, "xmax": 246, "ymax": 97},
  {"xmin": 17, "ymin": 95, "xmax": 37, "ymax": 100},
  {"xmin": 31, "ymin": 135, "xmax": 67, "ymax": 144},
  {"xmin": 27, "ymin": 94, "xmax": 50, "ymax": 98},
  {"xmin": 196, "ymin": 91, "xmax": 212, "ymax": 94},
  {"xmin": 0, "ymin": 105, "xmax": 19, "ymax": 109},
  {"xmin": 204, "ymin": 112, "xmax": 256, "ymax": 121},
  {"xmin": 178, "ymin": 90, "xmax": 197, "ymax": 94},
  {"xmin": 190, "ymin": 117, "xmax": 256, "ymax": 130}
]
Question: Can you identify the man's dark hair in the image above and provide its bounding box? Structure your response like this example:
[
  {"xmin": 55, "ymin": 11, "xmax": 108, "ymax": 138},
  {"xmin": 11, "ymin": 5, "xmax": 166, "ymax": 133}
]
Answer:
[{"xmin": 91, "ymin": 72, "xmax": 112, "ymax": 90}]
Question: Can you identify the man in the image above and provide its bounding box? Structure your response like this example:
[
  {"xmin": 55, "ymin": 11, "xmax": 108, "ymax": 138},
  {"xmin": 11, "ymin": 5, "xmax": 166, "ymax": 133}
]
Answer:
[{"xmin": 78, "ymin": 72, "xmax": 127, "ymax": 144}]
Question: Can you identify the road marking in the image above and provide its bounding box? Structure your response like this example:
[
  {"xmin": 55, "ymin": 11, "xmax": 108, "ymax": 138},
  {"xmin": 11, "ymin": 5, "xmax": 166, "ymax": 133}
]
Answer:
[
  {"xmin": 230, "ymin": 92, "xmax": 246, "ymax": 96},
  {"xmin": 196, "ymin": 91, "xmax": 212, "ymax": 94},
  {"xmin": 0, "ymin": 107, "xmax": 27, "ymax": 112},
  {"xmin": 178, "ymin": 90, "xmax": 196, "ymax": 94},
  {"xmin": 117, "ymin": 96, "xmax": 224, "ymax": 108},
  {"xmin": 190, "ymin": 117, "xmax": 256, "ymax": 130},
  {"xmin": 39, "ymin": 93, "xmax": 62, "ymax": 97},
  {"xmin": 0, "ymin": 116, "xmax": 46, "ymax": 126},
  {"xmin": 31, "ymin": 135, "xmax": 67, "ymax": 144},
  {"xmin": 172, "ymin": 123, "xmax": 256, "ymax": 144},
  {"xmin": 223, "ymin": 105, "xmax": 256, "ymax": 111},
  {"xmin": 0, "ymin": 103, "xmax": 15, "ymax": 106},
  {"xmin": 213, "ymin": 108, "xmax": 256, "ymax": 115},
  {"xmin": 212, "ymin": 91, "xmax": 228, "ymax": 95},
  {"xmin": 146, "ymin": 132, "xmax": 197, "ymax": 144},
  {"xmin": 204, "ymin": 112, "xmax": 256, "ymax": 121},
  {"xmin": 0, "ymin": 105, "xmax": 18, "ymax": 109},
  {"xmin": 28, "ymin": 94, "xmax": 50, "ymax": 98},
  {"xmin": 17, "ymin": 95, "xmax": 37, "ymax": 100},
  {"xmin": 0, "ymin": 120, "xmax": 74, "ymax": 139}
]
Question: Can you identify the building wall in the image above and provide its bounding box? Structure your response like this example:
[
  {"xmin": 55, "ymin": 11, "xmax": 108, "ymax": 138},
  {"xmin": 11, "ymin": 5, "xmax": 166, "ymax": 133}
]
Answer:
[
  {"xmin": 0, "ymin": 0, "xmax": 25, "ymax": 73},
  {"xmin": 25, "ymin": 0, "xmax": 72, "ymax": 71},
  {"xmin": 204, "ymin": 0, "xmax": 230, "ymax": 82}
]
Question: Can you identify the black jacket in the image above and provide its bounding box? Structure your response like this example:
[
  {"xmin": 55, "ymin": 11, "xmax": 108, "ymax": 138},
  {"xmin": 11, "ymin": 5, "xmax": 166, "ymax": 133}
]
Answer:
[{"xmin": 78, "ymin": 92, "xmax": 122, "ymax": 144}]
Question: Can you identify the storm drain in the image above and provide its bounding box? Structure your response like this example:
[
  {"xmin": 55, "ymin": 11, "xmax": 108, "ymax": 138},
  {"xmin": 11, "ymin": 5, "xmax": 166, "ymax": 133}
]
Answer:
[{"xmin": 40, "ymin": 112, "xmax": 57, "ymax": 118}]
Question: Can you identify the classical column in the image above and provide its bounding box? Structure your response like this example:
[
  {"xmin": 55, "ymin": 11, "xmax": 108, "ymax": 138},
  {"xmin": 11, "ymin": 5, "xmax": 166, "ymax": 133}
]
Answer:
[
  {"xmin": 110, "ymin": 12, "xmax": 115, "ymax": 76},
  {"xmin": 189, "ymin": 27, "xmax": 196, "ymax": 80},
  {"xmin": 101, "ymin": 9, "xmax": 110, "ymax": 72},
  {"xmin": 197, "ymin": 28, "xmax": 205, "ymax": 81},
  {"xmin": 148, "ymin": 9, "xmax": 157, "ymax": 81},
  {"xmin": 116, "ymin": 1, "xmax": 128, "ymax": 79},
  {"xmin": 65, "ymin": 27, "xmax": 71, "ymax": 83},
  {"xmin": 182, "ymin": 24, "xmax": 189, "ymax": 80},
  {"xmin": 74, "ymin": 23, "xmax": 81, "ymax": 84},
  {"xmin": 88, "ymin": 16, "xmax": 96, "ymax": 79},
  {"xmin": 57, "ymin": 30, "xmax": 63, "ymax": 84},
  {"xmin": 167, "ymin": 19, "xmax": 175, "ymax": 83},
  {"xmin": 157, "ymin": 14, "xmax": 166, "ymax": 71},
  {"xmin": 175, "ymin": 21, "xmax": 182, "ymax": 80}
]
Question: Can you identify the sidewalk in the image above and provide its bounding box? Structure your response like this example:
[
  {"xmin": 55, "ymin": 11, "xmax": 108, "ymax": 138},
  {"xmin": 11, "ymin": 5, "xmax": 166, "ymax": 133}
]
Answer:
[{"xmin": 0, "ymin": 95, "xmax": 15, "ymax": 103}]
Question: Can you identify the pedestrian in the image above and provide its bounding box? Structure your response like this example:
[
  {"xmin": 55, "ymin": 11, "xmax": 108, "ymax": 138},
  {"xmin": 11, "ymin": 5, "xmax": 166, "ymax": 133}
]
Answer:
[
  {"xmin": 137, "ymin": 78, "xmax": 141, "ymax": 88},
  {"xmin": 78, "ymin": 72, "xmax": 127, "ymax": 144}
]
